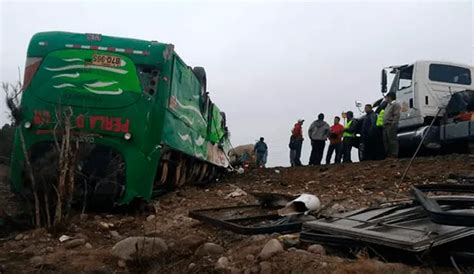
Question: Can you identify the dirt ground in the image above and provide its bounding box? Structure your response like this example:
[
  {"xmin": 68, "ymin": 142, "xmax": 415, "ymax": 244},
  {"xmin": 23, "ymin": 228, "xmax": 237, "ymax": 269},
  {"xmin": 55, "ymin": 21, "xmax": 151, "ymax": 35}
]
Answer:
[{"xmin": 0, "ymin": 154, "xmax": 473, "ymax": 273}]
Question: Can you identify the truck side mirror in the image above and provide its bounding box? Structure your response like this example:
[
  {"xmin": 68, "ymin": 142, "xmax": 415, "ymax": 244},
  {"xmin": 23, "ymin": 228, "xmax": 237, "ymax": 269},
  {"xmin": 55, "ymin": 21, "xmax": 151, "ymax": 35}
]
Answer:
[{"xmin": 381, "ymin": 69, "xmax": 387, "ymax": 94}]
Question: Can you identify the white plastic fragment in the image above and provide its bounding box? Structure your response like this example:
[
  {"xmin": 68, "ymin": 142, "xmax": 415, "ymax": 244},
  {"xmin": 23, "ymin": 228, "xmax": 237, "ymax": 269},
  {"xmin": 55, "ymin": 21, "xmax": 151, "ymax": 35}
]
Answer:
[
  {"xmin": 277, "ymin": 194, "xmax": 321, "ymax": 216},
  {"xmin": 59, "ymin": 235, "xmax": 72, "ymax": 242},
  {"xmin": 225, "ymin": 188, "xmax": 247, "ymax": 199}
]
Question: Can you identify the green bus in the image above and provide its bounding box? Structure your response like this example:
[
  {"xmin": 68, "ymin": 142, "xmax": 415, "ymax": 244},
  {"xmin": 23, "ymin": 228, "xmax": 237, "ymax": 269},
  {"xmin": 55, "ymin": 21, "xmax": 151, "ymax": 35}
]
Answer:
[{"xmin": 10, "ymin": 31, "xmax": 230, "ymax": 206}]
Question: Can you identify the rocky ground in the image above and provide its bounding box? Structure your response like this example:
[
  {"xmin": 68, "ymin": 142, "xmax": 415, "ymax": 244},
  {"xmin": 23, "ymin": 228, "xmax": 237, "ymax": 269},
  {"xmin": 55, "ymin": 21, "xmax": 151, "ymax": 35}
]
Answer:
[{"xmin": 0, "ymin": 154, "xmax": 473, "ymax": 273}]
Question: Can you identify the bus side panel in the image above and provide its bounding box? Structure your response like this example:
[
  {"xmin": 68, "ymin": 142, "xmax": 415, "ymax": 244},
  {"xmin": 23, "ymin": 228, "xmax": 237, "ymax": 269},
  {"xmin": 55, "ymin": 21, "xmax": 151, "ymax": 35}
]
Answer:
[{"xmin": 161, "ymin": 57, "xmax": 210, "ymax": 161}]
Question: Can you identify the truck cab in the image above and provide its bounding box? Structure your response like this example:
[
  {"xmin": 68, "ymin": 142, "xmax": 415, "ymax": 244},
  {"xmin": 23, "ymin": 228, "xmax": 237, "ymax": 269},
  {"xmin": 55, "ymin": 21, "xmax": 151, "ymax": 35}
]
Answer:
[
  {"xmin": 385, "ymin": 61, "xmax": 474, "ymax": 130},
  {"xmin": 381, "ymin": 61, "xmax": 474, "ymax": 154}
]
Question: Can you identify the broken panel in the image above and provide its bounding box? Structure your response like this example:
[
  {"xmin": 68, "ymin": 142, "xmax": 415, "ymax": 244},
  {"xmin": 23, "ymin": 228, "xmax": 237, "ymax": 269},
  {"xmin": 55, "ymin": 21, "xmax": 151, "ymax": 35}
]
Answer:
[{"xmin": 301, "ymin": 202, "xmax": 474, "ymax": 253}]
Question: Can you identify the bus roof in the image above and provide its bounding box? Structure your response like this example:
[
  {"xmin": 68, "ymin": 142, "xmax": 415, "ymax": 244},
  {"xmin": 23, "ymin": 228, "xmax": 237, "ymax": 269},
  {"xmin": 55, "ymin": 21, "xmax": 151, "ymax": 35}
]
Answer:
[{"xmin": 27, "ymin": 31, "xmax": 174, "ymax": 65}]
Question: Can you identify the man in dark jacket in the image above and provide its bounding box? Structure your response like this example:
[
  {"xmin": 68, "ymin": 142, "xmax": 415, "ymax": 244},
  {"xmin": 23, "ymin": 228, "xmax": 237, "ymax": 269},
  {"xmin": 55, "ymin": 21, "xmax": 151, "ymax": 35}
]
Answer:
[
  {"xmin": 308, "ymin": 113, "xmax": 330, "ymax": 165},
  {"xmin": 254, "ymin": 137, "xmax": 268, "ymax": 168},
  {"xmin": 361, "ymin": 104, "xmax": 378, "ymax": 161}
]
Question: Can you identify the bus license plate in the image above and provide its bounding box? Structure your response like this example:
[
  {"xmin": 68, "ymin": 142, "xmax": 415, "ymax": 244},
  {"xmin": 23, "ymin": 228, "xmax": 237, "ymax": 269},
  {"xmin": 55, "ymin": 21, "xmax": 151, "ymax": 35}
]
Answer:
[{"xmin": 92, "ymin": 54, "xmax": 121, "ymax": 67}]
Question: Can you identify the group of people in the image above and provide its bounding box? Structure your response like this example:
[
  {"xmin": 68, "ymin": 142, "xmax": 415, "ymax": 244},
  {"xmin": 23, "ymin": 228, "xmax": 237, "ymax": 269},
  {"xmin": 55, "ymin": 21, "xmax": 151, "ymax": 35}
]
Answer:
[{"xmin": 287, "ymin": 92, "xmax": 401, "ymax": 166}]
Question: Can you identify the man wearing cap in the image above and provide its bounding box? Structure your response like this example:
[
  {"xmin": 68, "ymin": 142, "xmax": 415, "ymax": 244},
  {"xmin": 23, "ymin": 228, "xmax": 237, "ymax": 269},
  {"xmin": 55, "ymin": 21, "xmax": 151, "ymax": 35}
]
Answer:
[
  {"xmin": 289, "ymin": 119, "xmax": 304, "ymax": 166},
  {"xmin": 383, "ymin": 92, "xmax": 401, "ymax": 158}
]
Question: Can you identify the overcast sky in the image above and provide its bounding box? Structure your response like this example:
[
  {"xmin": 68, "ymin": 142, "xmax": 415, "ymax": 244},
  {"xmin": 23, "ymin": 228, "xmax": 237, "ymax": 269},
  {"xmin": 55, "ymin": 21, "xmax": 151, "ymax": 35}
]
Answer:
[{"xmin": 1, "ymin": 0, "xmax": 473, "ymax": 166}]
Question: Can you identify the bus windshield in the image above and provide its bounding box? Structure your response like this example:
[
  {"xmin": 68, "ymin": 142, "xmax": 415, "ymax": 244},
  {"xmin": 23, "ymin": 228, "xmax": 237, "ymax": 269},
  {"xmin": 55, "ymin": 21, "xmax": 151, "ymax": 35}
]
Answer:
[{"xmin": 28, "ymin": 49, "xmax": 143, "ymax": 108}]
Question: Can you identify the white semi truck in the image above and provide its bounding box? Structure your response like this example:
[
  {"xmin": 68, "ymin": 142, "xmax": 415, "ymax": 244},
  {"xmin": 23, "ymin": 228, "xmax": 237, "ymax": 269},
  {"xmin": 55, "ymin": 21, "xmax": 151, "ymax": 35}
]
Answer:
[{"xmin": 375, "ymin": 60, "xmax": 474, "ymax": 155}]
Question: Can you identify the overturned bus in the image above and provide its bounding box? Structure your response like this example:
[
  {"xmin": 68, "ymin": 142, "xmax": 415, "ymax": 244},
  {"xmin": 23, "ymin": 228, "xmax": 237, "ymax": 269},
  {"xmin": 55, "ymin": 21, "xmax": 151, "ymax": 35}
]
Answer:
[{"xmin": 9, "ymin": 31, "xmax": 230, "ymax": 207}]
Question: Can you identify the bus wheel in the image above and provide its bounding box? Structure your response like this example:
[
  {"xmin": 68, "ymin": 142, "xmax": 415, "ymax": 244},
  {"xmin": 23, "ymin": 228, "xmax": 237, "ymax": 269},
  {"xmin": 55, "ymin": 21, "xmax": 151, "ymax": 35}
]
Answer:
[
  {"xmin": 198, "ymin": 164, "xmax": 208, "ymax": 184},
  {"xmin": 189, "ymin": 163, "xmax": 199, "ymax": 184},
  {"xmin": 178, "ymin": 160, "xmax": 187, "ymax": 187},
  {"xmin": 160, "ymin": 161, "xmax": 169, "ymax": 185},
  {"xmin": 172, "ymin": 158, "xmax": 188, "ymax": 188}
]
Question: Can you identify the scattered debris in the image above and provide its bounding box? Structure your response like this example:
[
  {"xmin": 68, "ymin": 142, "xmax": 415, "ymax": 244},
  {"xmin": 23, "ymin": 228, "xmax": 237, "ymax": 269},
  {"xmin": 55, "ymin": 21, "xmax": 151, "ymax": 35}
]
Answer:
[
  {"xmin": 146, "ymin": 215, "xmax": 156, "ymax": 222},
  {"xmin": 250, "ymin": 192, "xmax": 296, "ymax": 208},
  {"xmin": 225, "ymin": 187, "xmax": 247, "ymax": 199},
  {"xmin": 99, "ymin": 222, "xmax": 114, "ymax": 230},
  {"xmin": 179, "ymin": 235, "xmax": 207, "ymax": 250},
  {"xmin": 111, "ymin": 237, "xmax": 168, "ymax": 261},
  {"xmin": 64, "ymin": 239, "xmax": 86, "ymax": 249},
  {"xmin": 278, "ymin": 234, "xmax": 299, "ymax": 248},
  {"xmin": 1, "ymin": 155, "xmax": 474, "ymax": 272},
  {"xmin": 195, "ymin": 242, "xmax": 224, "ymax": 256},
  {"xmin": 215, "ymin": 256, "xmax": 230, "ymax": 270},
  {"xmin": 331, "ymin": 203, "xmax": 345, "ymax": 213},
  {"xmin": 110, "ymin": 231, "xmax": 121, "ymax": 240},
  {"xmin": 189, "ymin": 204, "xmax": 302, "ymax": 235},
  {"xmin": 29, "ymin": 256, "xmax": 45, "ymax": 267},
  {"xmin": 259, "ymin": 239, "xmax": 284, "ymax": 259},
  {"xmin": 300, "ymin": 199, "xmax": 474, "ymax": 257},
  {"xmin": 117, "ymin": 260, "xmax": 126, "ymax": 268},
  {"xmin": 59, "ymin": 235, "xmax": 72, "ymax": 242},
  {"xmin": 259, "ymin": 261, "xmax": 272, "ymax": 274},
  {"xmin": 412, "ymin": 184, "xmax": 474, "ymax": 226},
  {"xmin": 307, "ymin": 244, "xmax": 326, "ymax": 256}
]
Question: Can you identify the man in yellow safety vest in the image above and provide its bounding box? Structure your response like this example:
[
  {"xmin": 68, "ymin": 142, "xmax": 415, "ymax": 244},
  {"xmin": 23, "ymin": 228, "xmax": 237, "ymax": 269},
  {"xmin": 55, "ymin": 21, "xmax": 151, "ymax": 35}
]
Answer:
[
  {"xmin": 342, "ymin": 111, "xmax": 357, "ymax": 163},
  {"xmin": 375, "ymin": 107, "xmax": 386, "ymax": 160}
]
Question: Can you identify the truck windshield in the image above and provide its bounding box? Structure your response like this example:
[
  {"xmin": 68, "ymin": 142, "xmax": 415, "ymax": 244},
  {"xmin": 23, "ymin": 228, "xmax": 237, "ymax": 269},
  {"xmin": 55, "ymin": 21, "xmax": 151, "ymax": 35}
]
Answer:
[{"xmin": 429, "ymin": 64, "xmax": 471, "ymax": 85}]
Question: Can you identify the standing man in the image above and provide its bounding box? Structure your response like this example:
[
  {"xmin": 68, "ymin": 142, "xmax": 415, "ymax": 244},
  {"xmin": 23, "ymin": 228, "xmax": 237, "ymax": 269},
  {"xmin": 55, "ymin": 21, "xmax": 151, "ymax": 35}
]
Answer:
[
  {"xmin": 308, "ymin": 113, "xmax": 330, "ymax": 165},
  {"xmin": 326, "ymin": 116, "xmax": 344, "ymax": 164},
  {"xmin": 383, "ymin": 92, "xmax": 401, "ymax": 158},
  {"xmin": 342, "ymin": 111, "xmax": 356, "ymax": 163},
  {"xmin": 361, "ymin": 104, "xmax": 378, "ymax": 161},
  {"xmin": 289, "ymin": 119, "xmax": 304, "ymax": 167},
  {"xmin": 254, "ymin": 137, "xmax": 268, "ymax": 168}
]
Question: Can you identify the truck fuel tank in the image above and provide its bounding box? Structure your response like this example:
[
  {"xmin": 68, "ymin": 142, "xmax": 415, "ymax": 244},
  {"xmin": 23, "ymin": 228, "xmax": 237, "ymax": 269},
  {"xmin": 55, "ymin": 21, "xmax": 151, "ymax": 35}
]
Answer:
[{"xmin": 398, "ymin": 126, "xmax": 441, "ymax": 153}]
